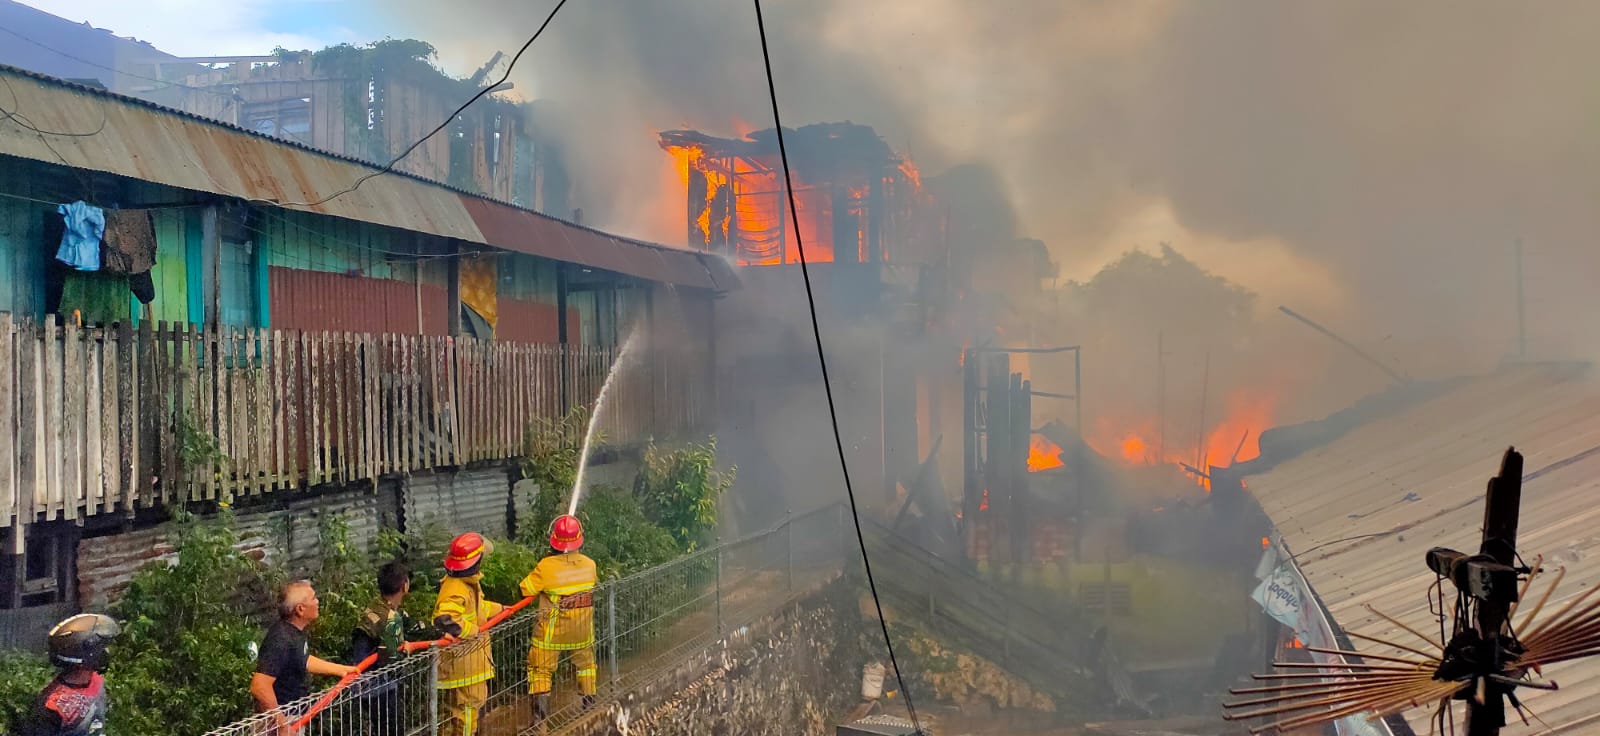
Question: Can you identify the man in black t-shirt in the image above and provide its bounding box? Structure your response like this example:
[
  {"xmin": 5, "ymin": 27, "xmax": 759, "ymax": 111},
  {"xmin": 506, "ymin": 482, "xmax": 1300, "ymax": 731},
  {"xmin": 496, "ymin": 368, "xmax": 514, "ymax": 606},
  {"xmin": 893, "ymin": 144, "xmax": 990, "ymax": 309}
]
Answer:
[{"xmin": 252, "ymin": 580, "xmax": 357, "ymax": 723}]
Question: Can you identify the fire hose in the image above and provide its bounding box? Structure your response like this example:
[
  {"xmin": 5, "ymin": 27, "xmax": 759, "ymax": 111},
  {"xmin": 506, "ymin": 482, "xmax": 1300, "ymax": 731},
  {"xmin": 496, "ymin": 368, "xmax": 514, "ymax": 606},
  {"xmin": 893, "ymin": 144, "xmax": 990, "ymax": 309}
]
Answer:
[{"xmin": 288, "ymin": 595, "xmax": 538, "ymax": 732}]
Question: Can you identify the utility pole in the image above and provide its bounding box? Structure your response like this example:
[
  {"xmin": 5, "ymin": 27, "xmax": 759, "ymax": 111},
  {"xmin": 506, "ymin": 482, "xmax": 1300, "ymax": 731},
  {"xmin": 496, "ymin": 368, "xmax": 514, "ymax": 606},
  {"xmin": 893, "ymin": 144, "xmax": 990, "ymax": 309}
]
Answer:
[
  {"xmin": 1195, "ymin": 351, "xmax": 1210, "ymax": 473},
  {"xmin": 1467, "ymin": 448, "xmax": 1523, "ymax": 736},
  {"xmin": 1156, "ymin": 332, "xmax": 1167, "ymax": 462},
  {"xmin": 1514, "ymin": 239, "xmax": 1526, "ymax": 361}
]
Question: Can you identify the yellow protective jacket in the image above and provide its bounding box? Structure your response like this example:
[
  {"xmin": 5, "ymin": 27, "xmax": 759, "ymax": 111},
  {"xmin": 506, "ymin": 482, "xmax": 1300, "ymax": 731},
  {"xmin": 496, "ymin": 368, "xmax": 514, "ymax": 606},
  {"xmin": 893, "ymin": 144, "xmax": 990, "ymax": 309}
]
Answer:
[
  {"xmin": 432, "ymin": 573, "xmax": 505, "ymax": 689},
  {"xmin": 519, "ymin": 552, "xmax": 598, "ymax": 650}
]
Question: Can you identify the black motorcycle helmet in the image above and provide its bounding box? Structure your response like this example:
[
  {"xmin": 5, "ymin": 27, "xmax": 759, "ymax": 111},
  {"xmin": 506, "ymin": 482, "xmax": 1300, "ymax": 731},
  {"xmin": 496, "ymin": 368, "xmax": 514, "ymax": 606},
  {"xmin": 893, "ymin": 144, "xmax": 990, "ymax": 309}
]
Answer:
[{"xmin": 47, "ymin": 613, "xmax": 120, "ymax": 672}]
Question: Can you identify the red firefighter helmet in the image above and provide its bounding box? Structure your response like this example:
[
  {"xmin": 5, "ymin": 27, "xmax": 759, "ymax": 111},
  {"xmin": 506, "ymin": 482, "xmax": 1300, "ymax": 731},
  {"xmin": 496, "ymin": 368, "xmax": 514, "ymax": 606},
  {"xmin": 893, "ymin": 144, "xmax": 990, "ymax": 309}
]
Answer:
[
  {"xmin": 444, "ymin": 532, "xmax": 493, "ymax": 572},
  {"xmin": 549, "ymin": 514, "xmax": 584, "ymax": 552}
]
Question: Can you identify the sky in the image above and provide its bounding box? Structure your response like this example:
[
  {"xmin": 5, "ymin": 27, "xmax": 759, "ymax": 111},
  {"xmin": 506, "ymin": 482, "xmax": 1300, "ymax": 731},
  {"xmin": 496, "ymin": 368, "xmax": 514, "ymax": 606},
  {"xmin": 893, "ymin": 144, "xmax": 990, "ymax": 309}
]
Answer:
[{"xmin": 16, "ymin": 0, "xmax": 367, "ymax": 56}]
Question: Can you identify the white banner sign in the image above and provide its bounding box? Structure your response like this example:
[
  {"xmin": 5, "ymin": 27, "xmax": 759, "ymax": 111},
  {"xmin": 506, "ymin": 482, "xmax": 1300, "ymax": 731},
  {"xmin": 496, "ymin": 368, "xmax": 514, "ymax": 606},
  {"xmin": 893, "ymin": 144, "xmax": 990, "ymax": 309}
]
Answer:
[{"xmin": 1251, "ymin": 563, "xmax": 1305, "ymax": 633}]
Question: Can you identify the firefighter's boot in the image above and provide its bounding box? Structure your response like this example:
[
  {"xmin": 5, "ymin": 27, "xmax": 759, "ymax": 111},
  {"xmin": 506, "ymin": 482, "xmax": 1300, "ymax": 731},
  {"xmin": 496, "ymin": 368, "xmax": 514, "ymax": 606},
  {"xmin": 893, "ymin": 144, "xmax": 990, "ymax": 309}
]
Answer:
[
  {"xmin": 582, "ymin": 694, "xmax": 596, "ymax": 711},
  {"xmin": 533, "ymin": 694, "xmax": 550, "ymax": 724}
]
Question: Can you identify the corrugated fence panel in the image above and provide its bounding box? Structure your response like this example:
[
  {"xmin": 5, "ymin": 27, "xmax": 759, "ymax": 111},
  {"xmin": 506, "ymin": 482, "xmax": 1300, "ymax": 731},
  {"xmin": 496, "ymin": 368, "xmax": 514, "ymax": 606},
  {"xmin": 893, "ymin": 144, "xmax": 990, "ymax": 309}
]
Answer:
[
  {"xmin": 75, "ymin": 489, "xmax": 382, "ymax": 609},
  {"xmin": 403, "ymin": 468, "xmax": 511, "ymax": 540},
  {"xmin": 0, "ymin": 601, "xmax": 73, "ymax": 652}
]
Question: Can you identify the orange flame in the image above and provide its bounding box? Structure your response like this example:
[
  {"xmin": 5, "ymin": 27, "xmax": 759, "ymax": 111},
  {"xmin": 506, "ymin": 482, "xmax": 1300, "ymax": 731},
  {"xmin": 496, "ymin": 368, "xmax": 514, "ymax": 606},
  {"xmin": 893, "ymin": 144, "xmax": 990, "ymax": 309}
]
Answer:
[
  {"xmin": 1028, "ymin": 435, "xmax": 1065, "ymax": 472},
  {"xmin": 662, "ymin": 126, "xmax": 928, "ymax": 267},
  {"xmin": 1120, "ymin": 434, "xmax": 1149, "ymax": 464},
  {"xmin": 1085, "ymin": 387, "xmax": 1281, "ymax": 492}
]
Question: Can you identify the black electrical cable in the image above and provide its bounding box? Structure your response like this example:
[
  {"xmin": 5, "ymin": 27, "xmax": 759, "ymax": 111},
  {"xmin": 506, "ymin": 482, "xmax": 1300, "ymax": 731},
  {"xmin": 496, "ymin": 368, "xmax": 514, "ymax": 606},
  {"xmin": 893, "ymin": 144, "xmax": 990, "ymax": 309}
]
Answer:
[
  {"xmin": 750, "ymin": 1, "xmax": 922, "ymax": 732},
  {"xmin": 253, "ymin": 0, "xmax": 568, "ymax": 209},
  {"xmin": 0, "ymin": 76, "xmax": 108, "ymax": 138}
]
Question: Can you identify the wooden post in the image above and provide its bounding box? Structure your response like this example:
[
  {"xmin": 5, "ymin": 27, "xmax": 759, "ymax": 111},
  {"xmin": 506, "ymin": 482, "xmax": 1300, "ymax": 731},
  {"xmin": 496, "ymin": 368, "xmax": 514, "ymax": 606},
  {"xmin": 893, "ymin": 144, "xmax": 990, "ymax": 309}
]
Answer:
[
  {"xmin": 446, "ymin": 244, "xmax": 462, "ymax": 338},
  {"xmin": 557, "ymin": 264, "xmax": 570, "ymax": 415},
  {"xmin": 203, "ymin": 205, "xmax": 221, "ymax": 326},
  {"xmin": 1467, "ymin": 447, "xmax": 1523, "ymax": 736}
]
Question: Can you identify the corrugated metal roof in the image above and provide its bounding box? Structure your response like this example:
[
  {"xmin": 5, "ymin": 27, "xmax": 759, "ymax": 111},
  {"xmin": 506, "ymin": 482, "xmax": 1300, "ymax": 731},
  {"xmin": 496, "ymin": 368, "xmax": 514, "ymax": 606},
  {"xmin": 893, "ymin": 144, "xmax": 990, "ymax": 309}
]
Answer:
[
  {"xmin": 0, "ymin": 64, "xmax": 737, "ymax": 291},
  {"xmin": 1244, "ymin": 363, "xmax": 1600, "ymax": 734},
  {"xmin": 457, "ymin": 195, "xmax": 720, "ymax": 290}
]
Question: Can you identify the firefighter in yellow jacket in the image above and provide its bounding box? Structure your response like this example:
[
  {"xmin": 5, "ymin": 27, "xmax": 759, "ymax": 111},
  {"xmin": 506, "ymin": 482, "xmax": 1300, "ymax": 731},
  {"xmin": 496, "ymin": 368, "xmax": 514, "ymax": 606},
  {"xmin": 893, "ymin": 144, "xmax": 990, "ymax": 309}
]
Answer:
[
  {"xmin": 432, "ymin": 532, "xmax": 506, "ymax": 736},
  {"xmin": 520, "ymin": 514, "xmax": 598, "ymax": 723}
]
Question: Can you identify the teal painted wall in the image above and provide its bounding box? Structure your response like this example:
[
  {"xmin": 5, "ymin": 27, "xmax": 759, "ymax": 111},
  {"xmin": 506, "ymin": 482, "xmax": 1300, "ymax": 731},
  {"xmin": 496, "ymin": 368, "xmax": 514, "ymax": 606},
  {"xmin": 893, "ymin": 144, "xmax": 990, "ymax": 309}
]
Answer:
[
  {"xmin": 497, "ymin": 253, "xmax": 559, "ymax": 304},
  {"xmin": 2, "ymin": 158, "xmax": 448, "ymax": 330},
  {"xmin": 141, "ymin": 209, "xmax": 193, "ymax": 325},
  {"xmin": 0, "ymin": 189, "xmax": 47, "ymax": 317},
  {"xmin": 263, "ymin": 209, "xmax": 397, "ymax": 280}
]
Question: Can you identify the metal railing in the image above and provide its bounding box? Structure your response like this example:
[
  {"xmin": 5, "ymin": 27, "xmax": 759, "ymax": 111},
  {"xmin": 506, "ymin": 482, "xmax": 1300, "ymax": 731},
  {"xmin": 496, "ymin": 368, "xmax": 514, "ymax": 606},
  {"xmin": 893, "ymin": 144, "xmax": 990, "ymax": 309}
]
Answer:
[{"xmin": 203, "ymin": 504, "xmax": 848, "ymax": 736}]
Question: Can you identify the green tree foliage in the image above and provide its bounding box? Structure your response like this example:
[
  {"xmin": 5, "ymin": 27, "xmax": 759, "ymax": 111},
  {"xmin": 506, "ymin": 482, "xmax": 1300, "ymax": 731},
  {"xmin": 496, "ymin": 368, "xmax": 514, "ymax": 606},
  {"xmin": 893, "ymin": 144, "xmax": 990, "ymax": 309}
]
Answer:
[
  {"xmin": 574, "ymin": 486, "xmax": 681, "ymax": 580},
  {"xmin": 478, "ymin": 537, "xmax": 545, "ymax": 605},
  {"xmin": 520, "ymin": 406, "xmax": 591, "ymax": 501},
  {"xmin": 635, "ymin": 438, "xmax": 734, "ymax": 552},
  {"xmin": 299, "ymin": 515, "xmax": 380, "ymax": 662},
  {"xmin": 43, "ymin": 406, "xmax": 735, "ymax": 736},
  {"xmin": 0, "ymin": 650, "xmax": 53, "ymax": 733}
]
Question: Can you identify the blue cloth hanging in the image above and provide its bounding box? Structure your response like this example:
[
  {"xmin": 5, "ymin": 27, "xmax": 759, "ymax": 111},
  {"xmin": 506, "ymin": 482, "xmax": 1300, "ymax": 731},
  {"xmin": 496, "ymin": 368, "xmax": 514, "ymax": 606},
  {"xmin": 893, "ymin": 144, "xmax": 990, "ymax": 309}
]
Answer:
[{"xmin": 55, "ymin": 200, "xmax": 105, "ymax": 271}]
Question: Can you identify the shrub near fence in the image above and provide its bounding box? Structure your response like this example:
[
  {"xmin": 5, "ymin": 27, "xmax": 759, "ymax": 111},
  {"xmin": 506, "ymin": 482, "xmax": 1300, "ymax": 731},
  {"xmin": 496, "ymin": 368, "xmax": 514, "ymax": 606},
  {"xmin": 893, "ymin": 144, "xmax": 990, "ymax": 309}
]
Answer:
[{"xmin": 203, "ymin": 504, "xmax": 848, "ymax": 736}]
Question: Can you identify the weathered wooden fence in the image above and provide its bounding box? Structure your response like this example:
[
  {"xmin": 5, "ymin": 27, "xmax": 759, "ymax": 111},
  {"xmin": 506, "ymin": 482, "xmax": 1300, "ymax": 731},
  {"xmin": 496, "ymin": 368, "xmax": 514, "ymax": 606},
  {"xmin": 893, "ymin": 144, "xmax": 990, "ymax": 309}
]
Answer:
[{"xmin": 0, "ymin": 313, "xmax": 705, "ymax": 537}]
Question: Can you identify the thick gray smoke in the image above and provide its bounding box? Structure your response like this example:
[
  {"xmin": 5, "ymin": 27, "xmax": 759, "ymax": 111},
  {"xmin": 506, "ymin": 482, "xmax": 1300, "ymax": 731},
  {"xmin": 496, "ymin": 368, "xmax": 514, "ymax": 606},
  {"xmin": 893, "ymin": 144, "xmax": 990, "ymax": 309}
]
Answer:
[{"xmin": 379, "ymin": 0, "xmax": 1600, "ymax": 420}]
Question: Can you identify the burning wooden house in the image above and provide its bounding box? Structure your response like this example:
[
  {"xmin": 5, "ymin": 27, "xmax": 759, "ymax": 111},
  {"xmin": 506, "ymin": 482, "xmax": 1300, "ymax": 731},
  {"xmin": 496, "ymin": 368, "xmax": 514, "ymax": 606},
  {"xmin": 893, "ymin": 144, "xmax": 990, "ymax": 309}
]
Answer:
[
  {"xmin": 659, "ymin": 123, "xmax": 941, "ymax": 268},
  {"xmin": 659, "ymin": 122, "xmax": 962, "ymax": 528}
]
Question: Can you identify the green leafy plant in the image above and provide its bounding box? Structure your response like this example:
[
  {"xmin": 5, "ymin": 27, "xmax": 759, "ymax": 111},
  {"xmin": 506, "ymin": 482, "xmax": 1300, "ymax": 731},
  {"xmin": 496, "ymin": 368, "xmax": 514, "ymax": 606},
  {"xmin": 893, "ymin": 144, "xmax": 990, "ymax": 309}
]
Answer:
[
  {"xmin": 514, "ymin": 405, "xmax": 596, "ymax": 547},
  {"xmin": 301, "ymin": 514, "xmax": 378, "ymax": 662},
  {"xmin": 175, "ymin": 411, "xmax": 228, "ymax": 478},
  {"xmin": 575, "ymin": 486, "xmax": 681, "ymax": 581},
  {"xmin": 635, "ymin": 437, "xmax": 734, "ymax": 552},
  {"xmin": 0, "ymin": 650, "xmax": 53, "ymax": 733},
  {"xmin": 478, "ymin": 537, "xmax": 545, "ymax": 605},
  {"xmin": 375, "ymin": 520, "xmax": 450, "ymax": 627},
  {"xmin": 520, "ymin": 405, "xmax": 593, "ymax": 496},
  {"xmin": 107, "ymin": 506, "xmax": 277, "ymax": 736}
]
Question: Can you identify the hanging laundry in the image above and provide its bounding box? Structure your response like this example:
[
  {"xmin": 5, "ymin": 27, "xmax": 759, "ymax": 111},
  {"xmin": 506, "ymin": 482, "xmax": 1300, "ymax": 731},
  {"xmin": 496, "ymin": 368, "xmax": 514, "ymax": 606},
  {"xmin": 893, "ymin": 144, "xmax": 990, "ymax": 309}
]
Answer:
[
  {"xmin": 101, "ymin": 208, "xmax": 157, "ymax": 274},
  {"xmin": 129, "ymin": 270, "xmax": 156, "ymax": 305},
  {"xmin": 55, "ymin": 200, "xmax": 105, "ymax": 271}
]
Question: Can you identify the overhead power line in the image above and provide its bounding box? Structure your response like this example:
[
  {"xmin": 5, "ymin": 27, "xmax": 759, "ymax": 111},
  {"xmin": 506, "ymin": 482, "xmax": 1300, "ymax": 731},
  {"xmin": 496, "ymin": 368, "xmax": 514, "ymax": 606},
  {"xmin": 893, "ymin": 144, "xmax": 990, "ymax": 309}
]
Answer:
[
  {"xmin": 247, "ymin": 0, "xmax": 569, "ymax": 210},
  {"xmin": 751, "ymin": 0, "xmax": 925, "ymax": 733}
]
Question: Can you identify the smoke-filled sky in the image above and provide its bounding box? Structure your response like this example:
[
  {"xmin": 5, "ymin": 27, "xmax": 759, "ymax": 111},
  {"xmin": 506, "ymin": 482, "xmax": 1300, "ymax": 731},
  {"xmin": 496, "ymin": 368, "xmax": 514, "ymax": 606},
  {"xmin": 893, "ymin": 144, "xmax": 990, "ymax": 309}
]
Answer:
[
  {"xmin": 363, "ymin": 0, "xmax": 1600, "ymax": 370},
  {"xmin": 16, "ymin": 0, "xmax": 1600, "ymax": 385}
]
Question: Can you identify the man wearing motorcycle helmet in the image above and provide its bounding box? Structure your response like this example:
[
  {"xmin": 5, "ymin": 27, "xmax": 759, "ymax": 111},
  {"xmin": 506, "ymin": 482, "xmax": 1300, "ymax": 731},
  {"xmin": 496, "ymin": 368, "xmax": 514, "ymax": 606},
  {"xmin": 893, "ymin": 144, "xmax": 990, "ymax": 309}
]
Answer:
[{"xmin": 18, "ymin": 613, "xmax": 120, "ymax": 736}]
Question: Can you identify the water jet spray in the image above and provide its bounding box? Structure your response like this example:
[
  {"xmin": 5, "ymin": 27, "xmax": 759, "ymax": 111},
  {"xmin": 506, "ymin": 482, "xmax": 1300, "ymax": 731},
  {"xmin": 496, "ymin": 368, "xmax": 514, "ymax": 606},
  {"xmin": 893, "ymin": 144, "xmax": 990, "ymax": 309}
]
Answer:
[{"xmin": 568, "ymin": 327, "xmax": 642, "ymax": 516}]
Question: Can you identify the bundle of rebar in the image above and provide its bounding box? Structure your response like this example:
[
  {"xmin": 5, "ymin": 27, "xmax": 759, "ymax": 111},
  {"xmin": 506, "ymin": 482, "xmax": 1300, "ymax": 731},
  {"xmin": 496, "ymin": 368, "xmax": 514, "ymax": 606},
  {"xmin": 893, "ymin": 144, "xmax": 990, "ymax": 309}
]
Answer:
[
  {"xmin": 1512, "ymin": 561, "xmax": 1600, "ymax": 673},
  {"xmin": 1222, "ymin": 553, "xmax": 1597, "ymax": 735},
  {"xmin": 1221, "ymin": 625, "xmax": 1463, "ymax": 735}
]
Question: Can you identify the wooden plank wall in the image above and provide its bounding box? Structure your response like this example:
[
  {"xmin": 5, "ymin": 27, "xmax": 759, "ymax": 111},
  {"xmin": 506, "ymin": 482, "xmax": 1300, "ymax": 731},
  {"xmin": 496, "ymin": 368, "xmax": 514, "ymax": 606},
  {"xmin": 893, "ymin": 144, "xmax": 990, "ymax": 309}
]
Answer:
[{"xmin": 0, "ymin": 314, "xmax": 703, "ymax": 536}]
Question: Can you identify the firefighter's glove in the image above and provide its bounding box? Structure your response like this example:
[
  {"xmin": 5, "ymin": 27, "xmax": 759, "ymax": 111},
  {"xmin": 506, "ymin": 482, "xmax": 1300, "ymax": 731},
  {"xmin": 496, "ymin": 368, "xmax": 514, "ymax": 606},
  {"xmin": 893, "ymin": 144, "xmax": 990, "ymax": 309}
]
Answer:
[{"xmin": 433, "ymin": 615, "xmax": 463, "ymax": 638}]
